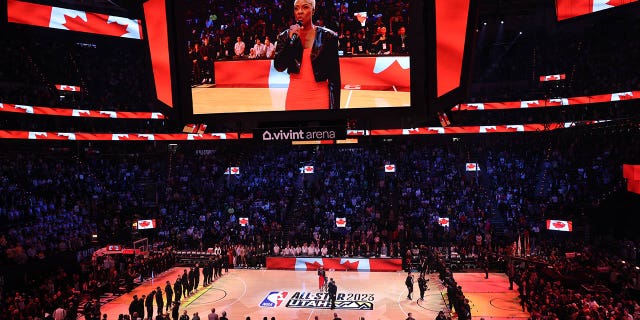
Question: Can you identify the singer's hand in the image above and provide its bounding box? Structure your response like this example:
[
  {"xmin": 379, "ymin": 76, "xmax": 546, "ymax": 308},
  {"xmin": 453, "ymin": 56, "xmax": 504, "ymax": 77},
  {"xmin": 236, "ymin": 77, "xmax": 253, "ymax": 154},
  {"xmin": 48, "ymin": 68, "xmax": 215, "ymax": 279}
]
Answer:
[{"xmin": 289, "ymin": 23, "xmax": 303, "ymax": 39}]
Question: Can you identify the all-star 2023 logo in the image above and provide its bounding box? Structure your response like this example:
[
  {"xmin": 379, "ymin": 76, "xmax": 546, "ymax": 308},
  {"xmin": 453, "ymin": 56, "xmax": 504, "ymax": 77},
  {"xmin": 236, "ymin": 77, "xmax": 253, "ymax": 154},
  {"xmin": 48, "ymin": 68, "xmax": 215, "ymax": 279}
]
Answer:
[
  {"xmin": 260, "ymin": 291, "xmax": 288, "ymax": 307},
  {"xmin": 285, "ymin": 292, "xmax": 374, "ymax": 310}
]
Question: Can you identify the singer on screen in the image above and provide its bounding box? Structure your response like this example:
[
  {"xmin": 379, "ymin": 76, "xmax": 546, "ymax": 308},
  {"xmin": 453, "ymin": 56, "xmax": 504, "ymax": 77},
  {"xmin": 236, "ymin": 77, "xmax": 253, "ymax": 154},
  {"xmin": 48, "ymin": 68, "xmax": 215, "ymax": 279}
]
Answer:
[{"xmin": 274, "ymin": 0, "xmax": 341, "ymax": 110}]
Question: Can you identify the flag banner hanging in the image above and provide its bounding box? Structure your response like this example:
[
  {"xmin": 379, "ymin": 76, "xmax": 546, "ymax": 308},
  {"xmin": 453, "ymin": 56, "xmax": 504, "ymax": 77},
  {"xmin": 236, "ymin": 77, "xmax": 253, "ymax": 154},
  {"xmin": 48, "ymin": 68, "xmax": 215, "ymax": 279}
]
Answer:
[
  {"xmin": 539, "ymin": 74, "xmax": 566, "ymax": 82},
  {"xmin": 465, "ymin": 162, "xmax": 480, "ymax": 171},
  {"xmin": 438, "ymin": 217, "xmax": 450, "ymax": 227},
  {"xmin": 546, "ymin": 219, "xmax": 573, "ymax": 232},
  {"xmin": 224, "ymin": 167, "xmax": 240, "ymax": 175}
]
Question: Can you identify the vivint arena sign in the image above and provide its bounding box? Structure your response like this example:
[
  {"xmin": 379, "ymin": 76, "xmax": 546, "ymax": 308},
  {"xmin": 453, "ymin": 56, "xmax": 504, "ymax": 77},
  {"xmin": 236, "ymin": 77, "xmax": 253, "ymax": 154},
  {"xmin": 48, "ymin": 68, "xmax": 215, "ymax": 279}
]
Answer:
[{"xmin": 254, "ymin": 128, "xmax": 346, "ymax": 142}]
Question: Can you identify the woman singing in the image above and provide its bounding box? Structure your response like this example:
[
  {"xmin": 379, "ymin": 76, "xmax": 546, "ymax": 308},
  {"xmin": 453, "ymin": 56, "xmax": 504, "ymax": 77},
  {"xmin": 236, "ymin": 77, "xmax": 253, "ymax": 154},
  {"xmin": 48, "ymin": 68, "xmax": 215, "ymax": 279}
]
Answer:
[
  {"xmin": 318, "ymin": 266, "xmax": 327, "ymax": 291},
  {"xmin": 274, "ymin": 0, "xmax": 341, "ymax": 110}
]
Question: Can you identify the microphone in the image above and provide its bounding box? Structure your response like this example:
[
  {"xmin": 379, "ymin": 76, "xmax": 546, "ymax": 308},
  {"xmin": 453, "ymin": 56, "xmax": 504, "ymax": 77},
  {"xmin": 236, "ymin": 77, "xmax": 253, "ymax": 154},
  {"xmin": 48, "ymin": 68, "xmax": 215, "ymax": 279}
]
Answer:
[{"xmin": 290, "ymin": 20, "xmax": 303, "ymax": 45}]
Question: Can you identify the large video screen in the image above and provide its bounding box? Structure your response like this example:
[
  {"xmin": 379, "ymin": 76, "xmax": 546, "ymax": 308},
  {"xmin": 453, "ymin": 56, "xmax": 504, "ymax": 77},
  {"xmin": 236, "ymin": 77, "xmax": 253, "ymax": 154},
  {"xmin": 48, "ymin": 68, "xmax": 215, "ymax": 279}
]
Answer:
[{"xmin": 179, "ymin": 0, "xmax": 415, "ymax": 115}]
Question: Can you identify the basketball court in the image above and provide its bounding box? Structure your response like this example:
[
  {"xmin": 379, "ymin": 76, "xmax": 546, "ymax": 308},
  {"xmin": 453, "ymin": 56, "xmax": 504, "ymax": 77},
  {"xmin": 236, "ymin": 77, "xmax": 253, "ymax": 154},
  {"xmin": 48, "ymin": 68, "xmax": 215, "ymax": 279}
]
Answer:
[
  {"xmin": 98, "ymin": 268, "xmax": 529, "ymax": 320},
  {"xmin": 191, "ymin": 87, "xmax": 410, "ymax": 113}
]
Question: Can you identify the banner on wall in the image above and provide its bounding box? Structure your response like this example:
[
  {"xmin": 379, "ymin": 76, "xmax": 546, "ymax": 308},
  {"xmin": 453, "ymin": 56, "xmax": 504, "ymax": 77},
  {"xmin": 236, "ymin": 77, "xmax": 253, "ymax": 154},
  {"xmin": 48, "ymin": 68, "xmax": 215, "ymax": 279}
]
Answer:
[{"xmin": 266, "ymin": 257, "xmax": 402, "ymax": 272}]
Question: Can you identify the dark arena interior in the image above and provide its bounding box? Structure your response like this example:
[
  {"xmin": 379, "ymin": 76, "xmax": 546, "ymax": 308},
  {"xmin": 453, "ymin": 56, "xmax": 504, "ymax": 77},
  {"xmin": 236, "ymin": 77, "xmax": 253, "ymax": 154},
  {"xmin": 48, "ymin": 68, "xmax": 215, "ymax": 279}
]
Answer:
[{"xmin": 1, "ymin": 0, "xmax": 640, "ymax": 319}]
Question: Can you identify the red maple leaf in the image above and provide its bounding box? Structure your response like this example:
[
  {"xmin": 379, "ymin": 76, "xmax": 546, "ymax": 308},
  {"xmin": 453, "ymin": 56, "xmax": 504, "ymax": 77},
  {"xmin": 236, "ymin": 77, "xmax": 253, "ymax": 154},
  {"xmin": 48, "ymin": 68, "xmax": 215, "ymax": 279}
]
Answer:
[
  {"xmin": 406, "ymin": 128, "xmax": 424, "ymax": 134},
  {"xmin": 231, "ymin": 167, "xmax": 239, "ymax": 174},
  {"xmin": 606, "ymin": 0, "xmax": 635, "ymax": 6},
  {"xmin": 63, "ymin": 13, "xmax": 130, "ymax": 37},
  {"xmin": 439, "ymin": 218, "xmax": 449, "ymax": 225},
  {"xmin": 139, "ymin": 221, "xmax": 150, "ymax": 227},
  {"xmin": 336, "ymin": 218, "xmax": 346, "ymax": 225},
  {"xmin": 340, "ymin": 260, "xmax": 359, "ymax": 270},
  {"xmin": 466, "ymin": 163, "xmax": 476, "ymax": 170},
  {"xmin": 305, "ymin": 261, "xmax": 323, "ymax": 270},
  {"xmin": 385, "ymin": 165, "xmax": 395, "ymax": 171},
  {"xmin": 239, "ymin": 218, "xmax": 248, "ymax": 225},
  {"xmin": 553, "ymin": 221, "xmax": 566, "ymax": 229},
  {"xmin": 525, "ymin": 101, "xmax": 541, "ymax": 107},
  {"xmin": 305, "ymin": 166, "xmax": 313, "ymax": 172}
]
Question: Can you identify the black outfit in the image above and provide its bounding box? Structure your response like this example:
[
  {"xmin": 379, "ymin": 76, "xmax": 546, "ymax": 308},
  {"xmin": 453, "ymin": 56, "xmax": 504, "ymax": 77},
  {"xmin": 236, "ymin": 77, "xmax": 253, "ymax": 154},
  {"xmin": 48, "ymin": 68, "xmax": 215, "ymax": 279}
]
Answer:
[
  {"xmin": 136, "ymin": 297, "xmax": 145, "ymax": 320},
  {"xmin": 372, "ymin": 34, "xmax": 391, "ymax": 54},
  {"xmin": 327, "ymin": 281, "xmax": 337, "ymax": 309},
  {"xmin": 392, "ymin": 34, "xmax": 409, "ymax": 54},
  {"xmin": 217, "ymin": 40, "xmax": 233, "ymax": 60},
  {"xmin": 188, "ymin": 268, "xmax": 195, "ymax": 294},
  {"xmin": 146, "ymin": 292, "xmax": 155, "ymax": 320},
  {"xmin": 165, "ymin": 283, "xmax": 173, "ymax": 312},
  {"xmin": 129, "ymin": 298, "xmax": 138, "ymax": 319},
  {"xmin": 194, "ymin": 265, "xmax": 200, "ymax": 289},
  {"xmin": 460, "ymin": 301, "xmax": 472, "ymax": 320},
  {"xmin": 181, "ymin": 272, "xmax": 189, "ymax": 298},
  {"xmin": 171, "ymin": 302, "xmax": 180, "ymax": 320},
  {"xmin": 484, "ymin": 259, "xmax": 489, "ymax": 279},
  {"xmin": 174, "ymin": 280, "xmax": 182, "ymax": 303},
  {"xmin": 507, "ymin": 264, "xmax": 515, "ymax": 290},
  {"xmin": 200, "ymin": 42, "xmax": 215, "ymax": 83},
  {"xmin": 418, "ymin": 277, "xmax": 427, "ymax": 300},
  {"xmin": 274, "ymin": 26, "xmax": 341, "ymax": 110},
  {"xmin": 190, "ymin": 46, "xmax": 203, "ymax": 84},
  {"xmin": 352, "ymin": 36, "xmax": 368, "ymax": 54},
  {"xmin": 156, "ymin": 289, "xmax": 164, "ymax": 315},
  {"xmin": 405, "ymin": 274, "xmax": 414, "ymax": 300}
]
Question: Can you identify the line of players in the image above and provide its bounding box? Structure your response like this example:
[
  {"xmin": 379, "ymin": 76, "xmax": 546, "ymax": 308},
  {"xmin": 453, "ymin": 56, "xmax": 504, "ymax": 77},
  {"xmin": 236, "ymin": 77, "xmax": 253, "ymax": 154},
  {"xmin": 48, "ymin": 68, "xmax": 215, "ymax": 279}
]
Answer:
[{"xmin": 128, "ymin": 255, "xmax": 228, "ymax": 320}]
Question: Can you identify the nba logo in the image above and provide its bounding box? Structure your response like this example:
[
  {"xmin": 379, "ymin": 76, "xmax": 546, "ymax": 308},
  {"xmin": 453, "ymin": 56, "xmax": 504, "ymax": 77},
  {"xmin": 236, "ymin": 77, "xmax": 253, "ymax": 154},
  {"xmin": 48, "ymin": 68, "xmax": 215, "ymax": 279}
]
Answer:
[{"xmin": 260, "ymin": 291, "xmax": 288, "ymax": 307}]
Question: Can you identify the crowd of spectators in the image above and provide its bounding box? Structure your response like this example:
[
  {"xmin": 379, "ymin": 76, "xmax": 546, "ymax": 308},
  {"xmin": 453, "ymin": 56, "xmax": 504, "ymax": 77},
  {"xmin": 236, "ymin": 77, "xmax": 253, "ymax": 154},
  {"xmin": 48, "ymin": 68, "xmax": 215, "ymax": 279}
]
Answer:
[
  {"xmin": 507, "ymin": 238, "xmax": 640, "ymax": 319},
  {"xmin": 1, "ymin": 127, "xmax": 638, "ymax": 318}
]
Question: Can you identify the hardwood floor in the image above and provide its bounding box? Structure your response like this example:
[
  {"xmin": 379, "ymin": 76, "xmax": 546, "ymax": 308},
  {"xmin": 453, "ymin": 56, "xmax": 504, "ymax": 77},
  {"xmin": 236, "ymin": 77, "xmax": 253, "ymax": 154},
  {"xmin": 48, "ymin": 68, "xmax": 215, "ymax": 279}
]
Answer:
[{"xmin": 98, "ymin": 268, "xmax": 529, "ymax": 320}]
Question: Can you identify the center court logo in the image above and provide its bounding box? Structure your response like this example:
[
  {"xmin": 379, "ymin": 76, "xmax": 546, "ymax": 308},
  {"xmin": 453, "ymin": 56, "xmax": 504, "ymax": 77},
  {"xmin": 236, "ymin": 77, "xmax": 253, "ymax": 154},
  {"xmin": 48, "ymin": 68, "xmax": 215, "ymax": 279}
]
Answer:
[
  {"xmin": 260, "ymin": 291, "xmax": 288, "ymax": 307},
  {"xmin": 285, "ymin": 292, "xmax": 374, "ymax": 310}
]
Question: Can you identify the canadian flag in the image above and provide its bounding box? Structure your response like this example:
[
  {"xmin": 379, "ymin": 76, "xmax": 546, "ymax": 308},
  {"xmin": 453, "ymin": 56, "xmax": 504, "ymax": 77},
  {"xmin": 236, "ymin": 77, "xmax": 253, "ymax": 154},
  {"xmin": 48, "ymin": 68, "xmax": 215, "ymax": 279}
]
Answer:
[
  {"xmin": 303, "ymin": 166, "xmax": 314, "ymax": 174},
  {"xmin": 384, "ymin": 164, "xmax": 396, "ymax": 173},
  {"xmin": 336, "ymin": 217, "xmax": 347, "ymax": 227},
  {"xmin": 539, "ymin": 74, "xmax": 566, "ymax": 82},
  {"xmin": 55, "ymin": 84, "xmax": 82, "ymax": 92},
  {"xmin": 239, "ymin": 217, "xmax": 249, "ymax": 226},
  {"xmin": 465, "ymin": 162, "xmax": 480, "ymax": 171},
  {"xmin": 7, "ymin": 0, "xmax": 143, "ymax": 39},
  {"xmin": 137, "ymin": 219, "xmax": 156, "ymax": 230},
  {"xmin": 555, "ymin": 0, "xmax": 637, "ymax": 20},
  {"xmin": 546, "ymin": 219, "xmax": 573, "ymax": 232},
  {"xmin": 438, "ymin": 217, "xmax": 450, "ymax": 227},
  {"xmin": 224, "ymin": 167, "xmax": 240, "ymax": 175}
]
